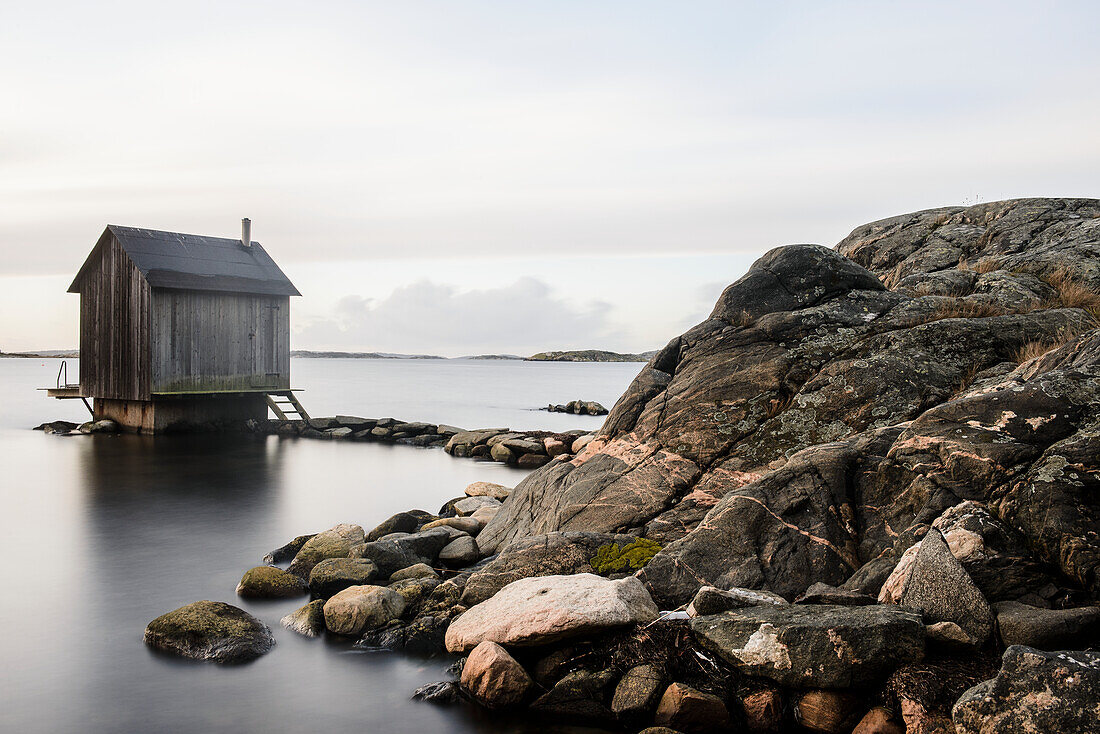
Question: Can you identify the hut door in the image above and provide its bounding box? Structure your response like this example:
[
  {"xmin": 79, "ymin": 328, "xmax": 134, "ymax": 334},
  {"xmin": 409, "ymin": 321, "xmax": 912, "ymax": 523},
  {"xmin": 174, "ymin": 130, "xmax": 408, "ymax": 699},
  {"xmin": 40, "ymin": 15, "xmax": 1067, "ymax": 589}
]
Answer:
[{"xmin": 252, "ymin": 304, "xmax": 279, "ymax": 387}]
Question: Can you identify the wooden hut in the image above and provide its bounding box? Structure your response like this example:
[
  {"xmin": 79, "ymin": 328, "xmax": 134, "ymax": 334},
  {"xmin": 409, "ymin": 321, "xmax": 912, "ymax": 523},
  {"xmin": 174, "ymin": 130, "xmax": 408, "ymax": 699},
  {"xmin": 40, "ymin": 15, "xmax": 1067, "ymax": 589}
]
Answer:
[{"xmin": 61, "ymin": 220, "xmax": 303, "ymax": 432}]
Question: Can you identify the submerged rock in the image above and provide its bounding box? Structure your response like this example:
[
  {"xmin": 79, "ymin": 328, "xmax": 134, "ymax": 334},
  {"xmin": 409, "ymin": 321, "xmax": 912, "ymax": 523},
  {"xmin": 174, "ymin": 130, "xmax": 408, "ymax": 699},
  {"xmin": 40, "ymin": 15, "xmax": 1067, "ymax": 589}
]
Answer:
[
  {"xmin": 144, "ymin": 600, "xmax": 274, "ymax": 663},
  {"xmin": 529, "ymin": 668, "xmax": 617, "ymax": 724},
  {"xmin": 691, "ymin": 604, "xmax": 924, "ymax": 688},
  {"xmin": 953, "ymin": 645, "xmax": 1100, "ymax": 734},
  {"xmin": 236, "ymin": 565, "xmax": 309, "ymax": 598},
  {"xmin": 445, "ymin": 573, "xmax": 659, "ymax": 653}
]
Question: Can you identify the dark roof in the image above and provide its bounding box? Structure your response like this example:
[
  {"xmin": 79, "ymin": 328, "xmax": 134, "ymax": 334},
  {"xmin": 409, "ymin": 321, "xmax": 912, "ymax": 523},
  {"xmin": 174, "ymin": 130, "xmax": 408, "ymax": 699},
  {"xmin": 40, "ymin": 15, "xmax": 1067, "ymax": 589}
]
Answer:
[{"xmin": 68, "ymin": 225, "xmax": 301, "ymax": 296}]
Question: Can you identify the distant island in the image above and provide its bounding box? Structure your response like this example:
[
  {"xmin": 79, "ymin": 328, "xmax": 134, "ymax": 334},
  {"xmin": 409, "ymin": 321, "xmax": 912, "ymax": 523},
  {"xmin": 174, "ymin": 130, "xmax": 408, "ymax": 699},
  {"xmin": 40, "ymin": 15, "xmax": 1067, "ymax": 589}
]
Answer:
[
  {"xmin": 0, "ymin": 349, "xmax": 79, "ymax": 358},
  {"xmin": 526, "ymin": 349, "xmax": 657, "ymax": 362},
  {"xmin": 290, "ymin": 350, "xmax": 446, "ymax": 360},
  {"xmin": 288, "ymin": 350, "xmax": 649, "ymax": 362}
]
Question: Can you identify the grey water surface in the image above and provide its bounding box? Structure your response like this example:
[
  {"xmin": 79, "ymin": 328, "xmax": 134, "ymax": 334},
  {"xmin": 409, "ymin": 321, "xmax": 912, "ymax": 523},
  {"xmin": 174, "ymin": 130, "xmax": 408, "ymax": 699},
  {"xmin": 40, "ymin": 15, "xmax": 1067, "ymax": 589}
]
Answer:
[{"xmin": 0, "ymin": 357, "xmax": 639, "ymax": 733}]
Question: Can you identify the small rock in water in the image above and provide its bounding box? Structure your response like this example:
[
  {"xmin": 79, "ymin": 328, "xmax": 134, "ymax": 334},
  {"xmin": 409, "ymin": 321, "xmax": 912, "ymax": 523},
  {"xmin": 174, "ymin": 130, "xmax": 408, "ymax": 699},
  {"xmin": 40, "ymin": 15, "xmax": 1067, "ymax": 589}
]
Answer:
[
  {"xmin": 282, "ymin": 599, "xmax": 326, "ymax": 637},
  {"xmin": 412, "ymin": 680, "xmax": 461, "ymax": 704},
  {"xmin": 236, "ymin": 565, "xmax": 309, "ymax": 598},
  {"xmin": 262, "ymin": 533, "xmax": 317, "ymax": 564},
  {"xmin": 308, "ymin": 557, "xmax": 380, "ymax": 599},
  {"xmin": 144, "ymin": 600, "xmax": 275, "ymax": 663}
]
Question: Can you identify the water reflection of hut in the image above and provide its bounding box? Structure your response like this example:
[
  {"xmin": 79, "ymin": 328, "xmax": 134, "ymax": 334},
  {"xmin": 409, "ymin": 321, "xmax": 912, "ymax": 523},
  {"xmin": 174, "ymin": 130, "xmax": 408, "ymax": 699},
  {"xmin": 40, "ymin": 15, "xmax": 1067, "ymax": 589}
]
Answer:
[{"xmin": 56, "ymin": 220, "xmax": 305, "ymax": 433}]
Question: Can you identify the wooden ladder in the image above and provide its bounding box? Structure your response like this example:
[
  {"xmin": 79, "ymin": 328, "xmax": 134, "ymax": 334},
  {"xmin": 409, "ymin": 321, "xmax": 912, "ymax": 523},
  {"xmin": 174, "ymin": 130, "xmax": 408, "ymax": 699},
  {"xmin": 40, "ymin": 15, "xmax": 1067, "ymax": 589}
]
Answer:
[{"xmin": 265, "ymin": 391, "xmax": 311, "ymax": 422}]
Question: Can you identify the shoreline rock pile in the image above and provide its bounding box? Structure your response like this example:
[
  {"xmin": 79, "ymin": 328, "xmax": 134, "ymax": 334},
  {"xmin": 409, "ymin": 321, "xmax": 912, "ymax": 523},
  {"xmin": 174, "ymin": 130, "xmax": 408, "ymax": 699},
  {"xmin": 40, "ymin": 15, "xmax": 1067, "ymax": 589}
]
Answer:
[{"xmin": 144, "ymin": 199, "xmax": 1100, "ymax": 733}]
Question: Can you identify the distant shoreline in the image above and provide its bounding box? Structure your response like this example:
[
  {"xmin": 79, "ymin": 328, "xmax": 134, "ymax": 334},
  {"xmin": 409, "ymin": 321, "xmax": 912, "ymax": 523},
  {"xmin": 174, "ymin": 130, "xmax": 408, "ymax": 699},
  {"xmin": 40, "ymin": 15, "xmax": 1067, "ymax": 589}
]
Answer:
[{"xmin": 3, "ymin": 348, "xmax": 655, "ymax": 363}]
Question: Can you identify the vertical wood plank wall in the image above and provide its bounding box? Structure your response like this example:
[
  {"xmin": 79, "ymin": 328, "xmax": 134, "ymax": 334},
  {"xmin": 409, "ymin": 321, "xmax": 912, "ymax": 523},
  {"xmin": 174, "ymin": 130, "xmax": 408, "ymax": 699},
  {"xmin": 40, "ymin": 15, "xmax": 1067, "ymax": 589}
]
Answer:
[
  {"xmin": 78, "ymin": 235, "xmax": 151, "ymax": 400},
  {"xmin": 150, "ymin": 290, "xmax": 290, "ymax": 393}
]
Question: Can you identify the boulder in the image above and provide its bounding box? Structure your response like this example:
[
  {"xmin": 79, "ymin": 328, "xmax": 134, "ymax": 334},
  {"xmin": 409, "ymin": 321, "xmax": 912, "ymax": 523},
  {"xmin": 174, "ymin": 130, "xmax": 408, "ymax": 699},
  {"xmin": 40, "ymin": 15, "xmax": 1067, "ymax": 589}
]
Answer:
[
  {"xmin": 460, "ymin": 641, "xmax": 533, "ymax": 709},
  {"xmin": 610, "ymin": 664, "xmax": 665, "ymax": 720},
  {"xmin": 925, "ymin": 621, "xmax": 976, "ymax": 649},
  {"xmin": 388, "ymin": 563, "xmax": 439, "ymax": 582},
  {"xmin": 898, "ymin": 529, "xmax": 993, "ymax": 645},
  {"xmin": 308, "ymin": 558, "xmax": 380, "ymax": 598},
  {"xmin": 529, "ymin": 668, "xmax": 617, "ymax": 724},
  {"xmin": 953, "ymin": 645, "xmax": 1100, "ymax": 734},
  {"xmin": 544, "ymin": 437, "xmax": 570, "ymax": 457},
  {"xmin": 143, "ymin": 600, "xmax": 275, "ymax": 663},
  {"xmin": 691, "ymin": 604, "xmax": 924, "ymax": 688},
  {"xmin": 501, "ymin": 438, "xmax": 545, "ymax": 454},
  {"xmin": 741, "ymin": 689, "xmax": 783, "ymax": 733},
  {"xmin": 489, "ymin": 443, "xmax": 515, "ymax": 464},
  {"xmin": 353, "ymin": 528, "xmax": 454, "ymax": 576},
  {"xmin": 686, "ymin": 586, "xmax": 788, "ymax": 617},
  {"xmin": 454, "ymin": 496, "xmax": 501, "ymax": 516},
  {"xmin": 470, "ymin": 505, "xmax": 499, "ymax": 527},
  {"xmin": 236, "ymin": 565, "xmax": 309, "ymax": 598},
  {"xmin": 281, "ymin": 599, "xmax": 326, "ymax": 637},
  {"xmin": 438, "ymin": 536, "xmax": 480, "ymax": 567},
  {"xmin": 35, "ymin": 420, "xmax": 79, "ymax": 434},
  {"xmin": 571, "ymin": 434, "xmax": 595, "ymax": 454},
  {"xmin": 992, "ymin": 601, "xmax": 1100, "ymax": 648},
  {"xmin": 461, "ymin": 531, "xmax": 642, "ymax": 606},
  {"xmin": 464, "ymin": 481, "xmax": 512, "ymax": 500},
  {"xmin": 794, "ymin": 690, "xmax": 863, "ymax": 734},
  {"xmin": 262, "ymin": 533, "xmax": 316, "ymax": 564},
  {"xmin": 795, "ymin": 582, "xmax": 874, "ymax": 606},
  {"xmin": 323, "ymin": 585, "xmax": 406, "ymax": 636},
  {"xmin": 366, "ymin": 511, "xmax": 432, "ymax": 541},
  {"xmin": 445, "ymin": 573, "xmax": 659, "ymax": 652},
  {"xmin": 517, "ymin": 453, "xmax": 551, "ymax": 469},
  {"xmin": 653, "ymin": 682, "xmax": 730, "ymax": 733},
  {"xmin": 421, "ymin": 516, "xmax": 481, "ymax": 534},
  {"xmin": 287, "ymin": 523, "xmax": 365, "ymax": 577},
  {"xmin": 852, "ymin": 707, "xmax": 904, "ymax": 734},
  {"xmin": 388, "ymin": 576, "xmax": 442, "ymax": 612}
]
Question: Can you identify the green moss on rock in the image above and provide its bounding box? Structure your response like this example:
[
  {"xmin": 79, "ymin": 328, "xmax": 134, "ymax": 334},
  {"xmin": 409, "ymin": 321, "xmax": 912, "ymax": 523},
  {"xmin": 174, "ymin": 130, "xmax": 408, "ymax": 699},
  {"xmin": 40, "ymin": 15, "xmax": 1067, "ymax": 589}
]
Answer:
[
  {"xmin": 143, "ymin": 600, "xmax": 275, "ymax": 663},
  {"xmin": 590, "ymin": 538, "xmax": 662, "ymax": 574}
]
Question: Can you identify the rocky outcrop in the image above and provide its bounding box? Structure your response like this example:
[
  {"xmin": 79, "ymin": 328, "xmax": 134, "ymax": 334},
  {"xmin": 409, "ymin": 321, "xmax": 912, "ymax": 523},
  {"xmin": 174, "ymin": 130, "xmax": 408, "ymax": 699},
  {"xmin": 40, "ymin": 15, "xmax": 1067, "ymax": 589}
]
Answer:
[
  {"xmin": 445, "ymin": 574, "xmax": 659, "ymax": 652},
  {"xmin": 475, "ymin": 200, "xmax": 1099, "ymax": 619},
  {"xmin": 691, "ymin": 604, "xmax": 925, "ymax": 688},
  {"xmin": 143, "ymin": 601, "xmax": 275, "ymax": 663},
  {"xmin": 953, "ymin": 645, "xmax": 1100, "ymax": 733}
]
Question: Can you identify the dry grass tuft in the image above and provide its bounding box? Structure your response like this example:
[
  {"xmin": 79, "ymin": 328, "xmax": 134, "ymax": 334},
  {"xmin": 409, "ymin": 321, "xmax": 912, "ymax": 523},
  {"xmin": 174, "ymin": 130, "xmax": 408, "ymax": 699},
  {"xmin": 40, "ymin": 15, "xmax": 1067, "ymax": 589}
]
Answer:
[
  {"xmin": 932, "ymin": 300, "xmax": 1006, "ymax": 320},
  {"xmin": 957, "ymin": 257, "xmax": 1001, "ymax": 274},
  {"xmin": 1012, "ymin": 327, "xmax": 1082, "ymax": 365},
  {"xmin": 1041, "ymin": 268, "xmax": 1100, "ymax": 321}
]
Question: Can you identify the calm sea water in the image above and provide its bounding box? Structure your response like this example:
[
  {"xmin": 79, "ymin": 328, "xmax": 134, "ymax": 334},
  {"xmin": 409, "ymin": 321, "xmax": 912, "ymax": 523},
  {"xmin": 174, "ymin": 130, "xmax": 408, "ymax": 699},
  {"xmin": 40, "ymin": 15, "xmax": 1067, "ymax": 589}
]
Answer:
[{"xmin": 0, "ymin": 357, "xmax": 640, "ymax": 734}]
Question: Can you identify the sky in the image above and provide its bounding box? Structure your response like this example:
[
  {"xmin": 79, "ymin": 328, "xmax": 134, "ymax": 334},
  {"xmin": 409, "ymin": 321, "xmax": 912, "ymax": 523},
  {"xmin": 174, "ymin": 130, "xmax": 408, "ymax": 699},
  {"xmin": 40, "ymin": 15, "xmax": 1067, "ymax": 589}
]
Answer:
[{"xmin": 1, "ymin": 1, "xmax": 1098, "ymax": 355}]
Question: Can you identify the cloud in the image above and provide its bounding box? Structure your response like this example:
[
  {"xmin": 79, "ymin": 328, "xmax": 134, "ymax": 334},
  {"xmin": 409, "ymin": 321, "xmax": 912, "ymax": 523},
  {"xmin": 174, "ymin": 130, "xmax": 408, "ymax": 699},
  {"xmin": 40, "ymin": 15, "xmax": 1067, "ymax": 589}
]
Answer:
[{"xmin": 296, "ymin": 277, "xmax": 614, "ymax": 356}]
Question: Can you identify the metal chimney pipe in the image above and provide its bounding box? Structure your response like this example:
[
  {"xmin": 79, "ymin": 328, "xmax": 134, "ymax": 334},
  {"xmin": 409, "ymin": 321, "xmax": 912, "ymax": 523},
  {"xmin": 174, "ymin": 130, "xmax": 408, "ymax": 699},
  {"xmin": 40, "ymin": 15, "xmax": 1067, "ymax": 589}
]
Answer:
[{"xmin": 241, "ymin": 218, "xmax": 251, "ymax": 247}]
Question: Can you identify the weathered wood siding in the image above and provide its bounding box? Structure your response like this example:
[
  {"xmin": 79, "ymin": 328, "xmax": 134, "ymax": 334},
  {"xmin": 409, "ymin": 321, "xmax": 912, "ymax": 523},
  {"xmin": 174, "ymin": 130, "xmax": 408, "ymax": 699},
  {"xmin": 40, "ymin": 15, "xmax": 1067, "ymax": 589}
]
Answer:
[
  {"xmin": 78, "ymin": 233, "xmax": 152, "ymax": 400},
  {"xmin": 150, "ymin": 290, "xmax": 290, "ymax": 393}
]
